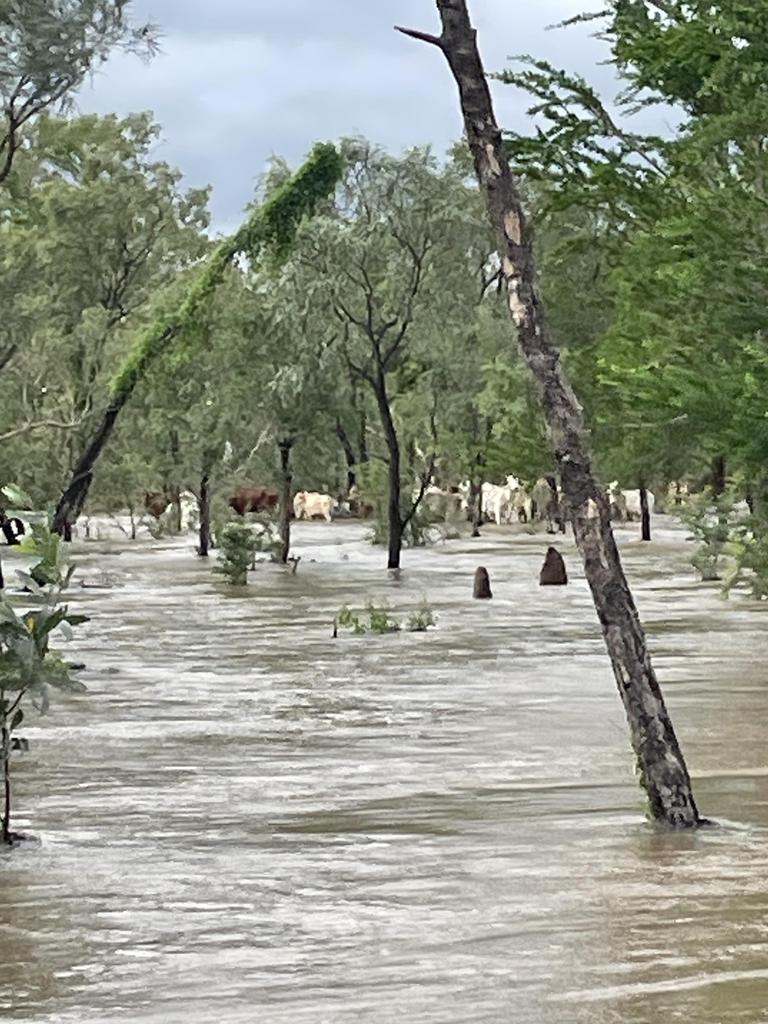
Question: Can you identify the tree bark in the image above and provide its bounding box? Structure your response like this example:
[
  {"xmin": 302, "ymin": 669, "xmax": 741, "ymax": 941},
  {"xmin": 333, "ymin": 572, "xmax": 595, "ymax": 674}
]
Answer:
[
  {"xmin": 711, "ymin": 454, "xmax": 726, "ymax": 496},
  {"xmin": 335, "ymin": 418, "xmax": 357, "ymax": 493},
  {"xmin": 396, "ymin": 0, "xmax": 701, "ymax": 827},
  {"xmin": 2, "ymin": 721, "xmax": 10, "ymax": 845},
  {"xmin": 373, "ymin": 374, "xmax": 404, "ymax": 570},
  {"xmin": 52, "ymin": 395, "xmax": 127, "ymax": 537},
  {"xmin": 278, "ymin": 438, "xmax": 294, "ymax": 565},
  {"xmin": 639, "ymin": 484, "xmax": 651, "ymax": 542},
  {"xmin": 198, "ymin": 470, "xmax": 211, "ymax": 557}
]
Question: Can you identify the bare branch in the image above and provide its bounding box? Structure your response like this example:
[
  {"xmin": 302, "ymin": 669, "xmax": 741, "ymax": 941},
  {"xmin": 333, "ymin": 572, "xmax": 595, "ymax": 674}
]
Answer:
[
  {"xmin": 0, "ymin": 418, "xmax": 83, "ymax": 443},
  {"xmin": 394, "ymin": 25, "xmax": 445, "ymax": 48}
]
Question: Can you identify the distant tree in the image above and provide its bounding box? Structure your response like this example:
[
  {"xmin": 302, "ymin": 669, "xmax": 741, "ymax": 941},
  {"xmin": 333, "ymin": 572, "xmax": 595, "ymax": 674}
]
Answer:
[{"xmin": 0, "ymin": 0, "xmax": 156, "ymax": 184}]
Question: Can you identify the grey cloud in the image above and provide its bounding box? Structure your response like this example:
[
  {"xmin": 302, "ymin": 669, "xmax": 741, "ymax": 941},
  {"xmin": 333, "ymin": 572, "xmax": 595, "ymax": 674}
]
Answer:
[{"xmin": 77, "ymin": 0, "xmax": 660, "ymax": 232}]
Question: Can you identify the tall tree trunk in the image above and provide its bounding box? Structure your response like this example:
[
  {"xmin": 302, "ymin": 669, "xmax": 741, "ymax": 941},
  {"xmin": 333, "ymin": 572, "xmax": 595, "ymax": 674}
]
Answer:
[
  {"xmin": 278, "ymin": 438, "xmax": 294, "ymax": 565},
  {"xmin": 358, "ymin": 407, "xmax": 369, "ymax": 466},
  {"xmin": 335, "ymin": 418, "xmax": 357, "ymax": 493},
  {"xmin": 470, "ymin": 474, "xmax": 483, "ymax": 537},
  {"xmin": 711, "ymin": 454, "xmax": 726, "ymax": 496},
  {"xmin": 198, "ymin": 470, "xmax": 212, "ymax": 558},
  {"xmin": 639, "ymin": 483, "xmax": 651, "ymax": 542},
  {"xmin": 52, "ymin": 395, "xmax": 127, "ymax": 537},
  {"xmin": 397, "ymin": 1, "xmax": 701, "ymax": 828},
  {"xmin": 373, "ymin": 374, "xmax": 403, "ymax": 570},
  {"xmin": 2, "ymin": 721, "xmax": 10, "ymax": 845}
]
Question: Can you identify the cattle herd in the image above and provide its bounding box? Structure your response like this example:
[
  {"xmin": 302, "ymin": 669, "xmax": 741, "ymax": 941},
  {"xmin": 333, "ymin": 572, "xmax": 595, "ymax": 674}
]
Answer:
[{"xmin": 138, "ymin": 476, "xmax": 664, "ymax": 531}]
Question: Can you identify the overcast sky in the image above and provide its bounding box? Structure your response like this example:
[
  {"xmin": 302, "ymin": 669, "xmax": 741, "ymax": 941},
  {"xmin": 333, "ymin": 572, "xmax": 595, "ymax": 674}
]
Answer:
[{"xmin": 76, "ymin": 1, "xmax": 663, "ymax": 233}]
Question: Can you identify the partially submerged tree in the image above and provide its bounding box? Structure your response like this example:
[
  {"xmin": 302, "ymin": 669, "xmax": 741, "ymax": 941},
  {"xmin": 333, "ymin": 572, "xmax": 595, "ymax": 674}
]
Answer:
[{"xmin": 396, "ymin": 0, "xmax": 702, "ymax": 827}]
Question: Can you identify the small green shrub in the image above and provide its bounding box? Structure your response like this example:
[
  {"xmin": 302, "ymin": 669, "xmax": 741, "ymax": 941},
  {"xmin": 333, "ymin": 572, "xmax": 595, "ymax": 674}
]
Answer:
[
  {"xmin": 680, "ymin": 489, "xmax": 745, "ymax": 582},
  {"xmin": 18, "ymin": 521, "xmax": 73, "ymax": 590},
  {"xmin": 213, "ymin": 523, "xmax": 259, "ymax": 585},
  {"xmin": 407, "ymin": 600, "xmax": 437, "ymax": 632},
  {"xmin": 723, "ymin": 527, "xmax": 768, "ymax": 600},
  {"xmin": 335, "ymin": 599, "xmax": 436, "ymax": 635}
]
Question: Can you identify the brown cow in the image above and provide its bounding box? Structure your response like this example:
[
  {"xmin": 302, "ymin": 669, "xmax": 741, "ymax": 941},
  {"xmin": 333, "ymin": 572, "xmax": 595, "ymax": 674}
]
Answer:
[
  {"xmin": 144, "ymin": 491, "xmax": 170, "ymax": 519},
  {"xmin": 228, "ymin": 486, "xmax": 279, "ymax": 516}
]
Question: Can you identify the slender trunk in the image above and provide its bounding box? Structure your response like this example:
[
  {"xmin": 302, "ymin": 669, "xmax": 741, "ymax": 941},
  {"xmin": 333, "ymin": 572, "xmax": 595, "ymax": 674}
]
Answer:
[
  {"xmin": 278, "ymin": 438, "xmax": 294, "ymax": 565},
  {"xmin": 397, "ymin": 2, "xmax": 700, "ymax": 827},
  {"xmin": 640, "ymin": 484, "xmax": 651, "ymax": 542},
  {"xmin": 0, "ymin": 551, "xmax": 4, "ymax": 591},
  {"xmin": 373, "ymin": 374, "xmax": 403, "ymax": 570},
  {"xmin": 198, "ymin": 471, "xmax": 211, "ymax": 558},
  {"xmin": 335, "ymin": 418, "xmax": 357, "ymax": 493},
  {"xmin": 1, "ymin": 720, "xmax": 10, "ymax": 845},
  {"xmin": 711, "ymin": 455, "xmax": 726, "ymax": 496},
  {"xmin": 52, "ymin": 396, "xmax": 127, "ymax": 537},
  {"xmin": 471, "ymin": 475, "xmax": 483, "ymax": 537},
  {"xmin": 359, "ymin": 408, "xmax": 369, "ymax": 466}
]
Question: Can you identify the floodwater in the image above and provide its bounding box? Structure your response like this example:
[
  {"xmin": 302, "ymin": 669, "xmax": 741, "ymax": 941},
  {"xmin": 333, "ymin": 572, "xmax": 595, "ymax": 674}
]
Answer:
[{"xmin": 2, "ymin": 519, "xmax": 768, "ymax": 1024}]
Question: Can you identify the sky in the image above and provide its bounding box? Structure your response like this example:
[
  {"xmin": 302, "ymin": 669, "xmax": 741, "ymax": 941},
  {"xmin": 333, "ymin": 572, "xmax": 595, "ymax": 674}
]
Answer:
[{"xmin": 75, "ymin": 1, "xmax": 662, "ymax": 233}]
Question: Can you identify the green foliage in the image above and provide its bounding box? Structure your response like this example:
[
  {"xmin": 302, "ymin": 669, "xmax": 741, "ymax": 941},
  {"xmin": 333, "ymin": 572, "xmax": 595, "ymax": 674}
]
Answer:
[
  {"xmin": 723, "ymin": 517, "xmax": 768, "ymax": 601},
  {"xmin": 336, "ymin": 599, "xmax": 436, "ymax": 635},
  {"xmin": 18, "ymin": 520, "xmax": 72, "ymax": 588},
  {"xmin": 0, "ymin": 537, "xmax": 87, "ymax": 842},
  {"xmin": 407, "ymin": 599, "xmax": 438, "ymax": 633},
  {"xmin": 110, "ymin": 142, "xmax": 342, "ymax": 401},
  {"xmin": 0, "ymin": 0, "xmax": 156, "ymax": 184},
  {"xmin": 679, "ymin": 490, "xmax": 742, "ymax": 582},
  {"xmin": 213, "ymin": 522, "xmax": 259, "ymax": 586}
]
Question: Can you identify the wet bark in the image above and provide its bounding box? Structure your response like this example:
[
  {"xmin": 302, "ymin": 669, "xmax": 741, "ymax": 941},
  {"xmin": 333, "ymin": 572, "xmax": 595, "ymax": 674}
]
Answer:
[
  {"xmin": 278, "ymin": 438, "xmax": 294, "ymax": 565},
  {"xmin": 640, "ymin": 485, "xmax": 651, "ymax": 542},
  {"xmin": 52, "ymin": 395, "xmax": 127, "ymax": 537},
  {"xmin": 373, "ymin": 374, "xmax": 404, "ymax": 570},
  {"xmin": 396, "ymin": 0, "xmax": 701, "ymax": 827},
  {"xmin": 2, "ymin": 721, "xmax": 10, "ymax": 845},
  {"xmin": 198, "ymin": 471, "xmax": 211, "ymax": 558}
]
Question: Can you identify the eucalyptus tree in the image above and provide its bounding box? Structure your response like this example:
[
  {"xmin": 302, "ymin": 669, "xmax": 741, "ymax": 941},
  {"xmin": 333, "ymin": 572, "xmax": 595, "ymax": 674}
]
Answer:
[
  {"xmin": 0, "ymin": 113, "xmax": 211, "ymax": 498},
  {"xmin": 0, "ymin": 0, "xmax": 155, "ymax": 185},
  {"xmin": 396, "ymin": 0, "xmax": 702, "ymax": 827},
  {"xmin": 297, "ymin": 141, "xmax": 490, "ymax": 569},
  {"xmin": 50, "ymin": 142, "xmax": 343, "ymax": 537}
]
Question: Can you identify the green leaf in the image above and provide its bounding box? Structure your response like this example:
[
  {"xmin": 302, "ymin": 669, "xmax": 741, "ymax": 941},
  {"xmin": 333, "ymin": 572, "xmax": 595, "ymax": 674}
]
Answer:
[{"xmin": 0, "ymin": 483, "xmax": 32, "ymax": 507}]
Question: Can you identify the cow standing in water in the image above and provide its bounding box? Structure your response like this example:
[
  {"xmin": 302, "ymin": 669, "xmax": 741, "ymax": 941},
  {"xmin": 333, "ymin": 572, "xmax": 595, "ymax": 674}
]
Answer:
[
  {"xmin": 293, "ymin": 491, "xmax": 336, "ymax": 522},
  {"xmin": 228, "ymin": 486, "xmax": 279, "ymax": 516}
]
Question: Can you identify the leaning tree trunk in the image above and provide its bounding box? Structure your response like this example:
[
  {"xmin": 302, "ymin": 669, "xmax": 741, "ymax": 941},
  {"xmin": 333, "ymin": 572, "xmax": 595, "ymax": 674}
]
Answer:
[
  {"xmin": 373, "ymin": 375, "xmax": 404, "ymax": 570},
  {"xmin": 198, "ymin": 468, "xmax": 212, "ymax": 557},
  {"xmin": 50, "ymin": 144, "xmax": 342, "ymax": 539},
  {"xmin": 52, "ymin": 395, "xmax": 129, "ymax": 537},
  {"xmin": 397, "ymin": 0, "xmax": 701, "ymax": 827},
  {"xmin": 639, "ymin": 484, "xmax": 651, "ymax": 542},
  {"xmin": 278, "ymin": 438, "xmax": 294, "ymax": 565}
]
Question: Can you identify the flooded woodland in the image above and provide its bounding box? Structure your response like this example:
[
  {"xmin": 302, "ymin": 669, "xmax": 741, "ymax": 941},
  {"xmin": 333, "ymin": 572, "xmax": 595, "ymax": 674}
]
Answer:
[
  {"xmin": 5, "ymin": 0, "xmax": 768, "ymax": 1021},
  {"xmin": 2, "ymin": 519, "xmax": 768, "ymax": 1023}
]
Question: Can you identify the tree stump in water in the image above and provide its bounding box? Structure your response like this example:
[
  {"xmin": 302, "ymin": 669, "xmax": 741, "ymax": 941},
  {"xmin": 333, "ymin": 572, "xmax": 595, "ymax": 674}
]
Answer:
[
  {"xmin": 473, "ymin": 566, "xmax": 492, "ymax": 599},
  {"xmin": 539, "ymin": 547, "xmax": 567, "ymax": 586}
]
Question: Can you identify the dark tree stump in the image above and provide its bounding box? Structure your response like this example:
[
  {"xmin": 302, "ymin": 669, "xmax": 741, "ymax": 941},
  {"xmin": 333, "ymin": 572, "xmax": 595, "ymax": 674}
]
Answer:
[
  {"xmin": 473, "ymin": 566, "xmax": 492, "ymax": 599},
  {"xmin": 539, "ymin": 547, "xmax": 567, "ymax": 586}
]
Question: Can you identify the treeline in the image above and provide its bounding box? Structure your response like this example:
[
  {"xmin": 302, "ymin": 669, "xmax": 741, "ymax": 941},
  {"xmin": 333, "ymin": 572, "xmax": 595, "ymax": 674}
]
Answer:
[{"xmin": 3, "ymin": 2, "xmax": 768, "ymax": 561}]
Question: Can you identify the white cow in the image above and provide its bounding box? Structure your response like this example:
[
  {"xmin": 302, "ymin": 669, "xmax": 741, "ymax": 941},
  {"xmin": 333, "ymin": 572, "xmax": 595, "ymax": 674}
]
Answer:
[
  {"xmin": 607, "ymin": 482, "xmax": 655, "ymax": 521},
  {"xmin": 293, "ymin": 491, "xmax": 335, "ymax": 522}
]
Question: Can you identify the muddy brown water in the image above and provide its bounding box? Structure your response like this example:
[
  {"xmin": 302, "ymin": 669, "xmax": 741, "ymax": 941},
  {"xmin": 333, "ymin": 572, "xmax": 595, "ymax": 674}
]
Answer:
[{"xmin": 1, "ymin": 519, "xmax": 768, "ymax": 1023}]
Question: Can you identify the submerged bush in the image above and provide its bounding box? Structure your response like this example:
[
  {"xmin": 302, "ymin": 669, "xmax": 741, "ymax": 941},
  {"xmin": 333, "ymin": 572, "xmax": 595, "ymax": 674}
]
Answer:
[
  {"xmin": 213, "ymin": 523, "xmax": 260, "ymax": 585},
  {"xmin": 335, "ymin": 599, "xmax": 437, "ymax": 635}
]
